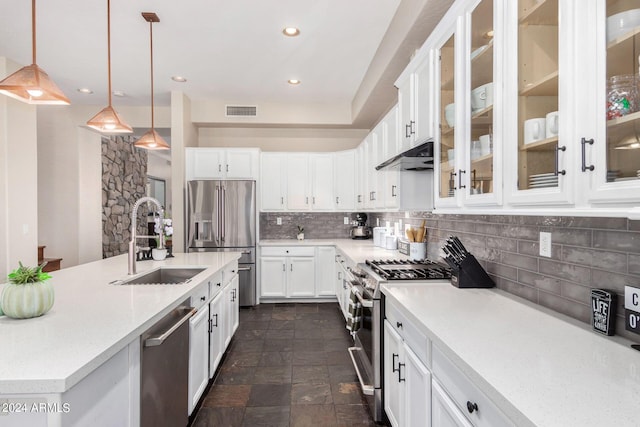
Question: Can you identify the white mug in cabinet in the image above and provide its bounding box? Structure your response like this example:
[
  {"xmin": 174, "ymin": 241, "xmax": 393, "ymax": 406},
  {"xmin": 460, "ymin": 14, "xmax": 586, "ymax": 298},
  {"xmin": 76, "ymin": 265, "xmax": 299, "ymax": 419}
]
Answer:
[
  {"xmin": 479, "ymin": 134, "xmax": 492, "ymax": 156},
  {"xmin": 471, "ymin": 82, "xmax": 493, "ymax": 111},
  {"xmin": 524, "ymin": 118, "xmax": 546, "ymax": 144},
  {"xmin": 445, "ymin": 103, "xmax": 455, "ymax": 128},
  {"xmin": 545, "ymin": 111, "xmax": 559, "ymax": 138},
  {"xmin": 447, "ymin": 149, "xmax": 455, "ymax": 167}
]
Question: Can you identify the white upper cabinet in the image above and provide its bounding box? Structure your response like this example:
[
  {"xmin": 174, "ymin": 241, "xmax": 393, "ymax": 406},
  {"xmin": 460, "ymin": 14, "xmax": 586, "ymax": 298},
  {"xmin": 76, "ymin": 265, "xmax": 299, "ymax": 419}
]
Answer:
[
  {"xmin": 285, "ymin": 153, "xmax": 335, "ymax": 211},
  {"xmin": 334, "ymin": 150, "xmax": 356, "ymax": 210},
  {"xmin": 260, "ymin": 152, "xmax": 287, "ymax": 211},
  {"xmin": 581, "ymin": 0, "xmax": 640, "ymax": 206},
  {"xmin": 397, "ymin": 56, "xmax": 434, "ymax": 153},
  {"xmin": 186, "ymin": 148, "xmax": 259, "ymax": 181}
]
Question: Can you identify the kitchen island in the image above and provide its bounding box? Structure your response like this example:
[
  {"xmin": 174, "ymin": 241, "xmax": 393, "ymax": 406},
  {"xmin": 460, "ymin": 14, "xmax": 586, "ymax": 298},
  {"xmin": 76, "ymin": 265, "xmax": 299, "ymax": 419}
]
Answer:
[
  {"xmin": 0, "ymin": 252, "xmax": 240, "ymax": 426},
  {"xmin": 382, "ymin": 282, "xmax": 640, "ymax": 427}
]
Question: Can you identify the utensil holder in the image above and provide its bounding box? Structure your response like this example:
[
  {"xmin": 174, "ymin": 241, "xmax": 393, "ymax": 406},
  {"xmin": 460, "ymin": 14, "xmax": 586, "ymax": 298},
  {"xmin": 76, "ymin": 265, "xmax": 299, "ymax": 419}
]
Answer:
[{"xmin": 450, "ymin": 255, "xmax": 495, "ymax": 288}]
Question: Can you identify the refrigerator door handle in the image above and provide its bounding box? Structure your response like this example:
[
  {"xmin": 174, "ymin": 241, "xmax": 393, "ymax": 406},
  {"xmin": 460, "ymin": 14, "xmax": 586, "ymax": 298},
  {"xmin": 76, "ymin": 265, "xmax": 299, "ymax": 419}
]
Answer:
[
  {"xmin": 221, "ymin": 185, "xmax": 226, "ymax": 242},
  {"xmin": 215, "ymin": 185, "xmax": 221, "ymax": 245}
]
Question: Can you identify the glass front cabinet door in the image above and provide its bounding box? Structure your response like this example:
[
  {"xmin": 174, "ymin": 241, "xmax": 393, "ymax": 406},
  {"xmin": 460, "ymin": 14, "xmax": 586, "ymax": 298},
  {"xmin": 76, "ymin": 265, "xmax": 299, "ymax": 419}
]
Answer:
[
  {"xmin": 437, "ymin": 25, "xmax": 459, "ymax": 206},
  {"xmin": 584, "ymin": 0, "xmax": 640, "ymax": 205},
  {"xmin": 464, "ymin": 0, "xmax": 502, "ymax": 205}
]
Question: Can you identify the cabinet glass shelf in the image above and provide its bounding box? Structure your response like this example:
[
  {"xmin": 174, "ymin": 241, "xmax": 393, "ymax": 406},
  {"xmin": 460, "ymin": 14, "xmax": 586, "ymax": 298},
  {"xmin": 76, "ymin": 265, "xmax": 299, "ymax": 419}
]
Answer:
[
  {"xmin": 519, "ymin": 136, "xmax": 559, "ymax": 151},
  {"xmin": 519, "ymin": 0, "xmax": 558, "ymax": 25}
]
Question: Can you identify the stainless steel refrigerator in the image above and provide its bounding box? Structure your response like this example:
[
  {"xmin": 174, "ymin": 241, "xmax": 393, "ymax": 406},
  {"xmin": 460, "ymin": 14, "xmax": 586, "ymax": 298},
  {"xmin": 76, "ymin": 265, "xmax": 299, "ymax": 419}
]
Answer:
[{"xmin": 187, "ymin": 180, "xmax": 256, "ymax": 306}]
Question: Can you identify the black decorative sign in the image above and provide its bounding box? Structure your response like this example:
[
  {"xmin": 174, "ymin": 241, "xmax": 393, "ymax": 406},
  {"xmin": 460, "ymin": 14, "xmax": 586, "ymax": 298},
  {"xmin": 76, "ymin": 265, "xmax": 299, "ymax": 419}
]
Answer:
[{"xmin": 591, "ymin": 289, "xmax": 616, "ymax": 336}]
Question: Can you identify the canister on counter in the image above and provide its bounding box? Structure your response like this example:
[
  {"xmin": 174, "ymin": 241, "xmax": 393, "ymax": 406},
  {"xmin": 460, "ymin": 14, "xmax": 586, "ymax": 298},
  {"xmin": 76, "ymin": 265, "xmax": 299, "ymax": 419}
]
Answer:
[{"xmin": 591, "ymin": 289, "xmax": 617, "ymax": 336}]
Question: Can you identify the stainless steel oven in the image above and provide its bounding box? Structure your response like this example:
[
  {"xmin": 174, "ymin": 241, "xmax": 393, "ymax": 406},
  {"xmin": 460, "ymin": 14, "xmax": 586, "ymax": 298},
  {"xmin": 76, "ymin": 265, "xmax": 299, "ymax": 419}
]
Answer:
[{"xmin": 346, "ymin": 272, "xmax": 384, "ymax": 422}]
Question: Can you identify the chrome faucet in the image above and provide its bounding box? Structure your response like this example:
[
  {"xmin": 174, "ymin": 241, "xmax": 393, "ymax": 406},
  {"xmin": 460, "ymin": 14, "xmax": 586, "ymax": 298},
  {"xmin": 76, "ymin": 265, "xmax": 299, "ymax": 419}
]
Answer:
[{"xmin": 128, "ymin": 196, "xmax": 164, "ymax": 275}]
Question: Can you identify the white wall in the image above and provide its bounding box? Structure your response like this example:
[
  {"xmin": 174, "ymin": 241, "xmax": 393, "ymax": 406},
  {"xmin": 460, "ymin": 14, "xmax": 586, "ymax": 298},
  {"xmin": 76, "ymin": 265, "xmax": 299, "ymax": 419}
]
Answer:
[
  {"xmin": 37, "ymin": 107, "xmax": 103, "ymax": 268},
  {"xmin": 0, "ymin": 57, "xmax": 39, "ymax": 278},
  {"xmin": 171, "ymin": 91, "xmax": 198, "ymax": 253},
  {"xmin": 198, "ymin": 127, "xmax": 368, "ymax": 152}
]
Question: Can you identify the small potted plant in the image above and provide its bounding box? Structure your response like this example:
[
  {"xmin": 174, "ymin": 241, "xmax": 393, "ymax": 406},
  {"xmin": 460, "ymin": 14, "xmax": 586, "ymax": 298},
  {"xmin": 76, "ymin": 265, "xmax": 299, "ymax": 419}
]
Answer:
[
  {"xmin": 1, "ymin": 261, "xmax": 54, "ymax": 319},
  {"xmin": 297, "ymin": 225, "xmax": 304, "ymax": 240},
  {"xmin": 153, "ymin": 216, "xmax": 173, "ymax": 260}
]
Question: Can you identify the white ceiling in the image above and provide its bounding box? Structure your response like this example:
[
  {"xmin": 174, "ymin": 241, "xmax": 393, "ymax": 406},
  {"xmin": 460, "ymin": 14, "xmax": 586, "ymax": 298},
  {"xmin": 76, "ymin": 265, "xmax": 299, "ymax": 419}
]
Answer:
[{"xmin": 0, "ymin": 0, "xmax": 453, "ymax": 128}]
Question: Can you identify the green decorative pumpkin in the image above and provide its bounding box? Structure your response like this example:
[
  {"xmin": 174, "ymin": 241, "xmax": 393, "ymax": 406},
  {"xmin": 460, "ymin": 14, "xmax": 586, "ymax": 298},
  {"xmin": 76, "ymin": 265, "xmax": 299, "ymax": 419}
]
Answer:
[{"xmin": 2, "ymin": 262, "xmax": 54, "ymax": 319}]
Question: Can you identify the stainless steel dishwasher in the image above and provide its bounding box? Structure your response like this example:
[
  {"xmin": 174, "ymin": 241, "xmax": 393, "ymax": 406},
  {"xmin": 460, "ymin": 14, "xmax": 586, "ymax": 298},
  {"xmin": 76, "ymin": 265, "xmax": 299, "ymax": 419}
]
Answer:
[{"xmin": 141, "ymin": 299, "xmax": 196, "ymax": 427}]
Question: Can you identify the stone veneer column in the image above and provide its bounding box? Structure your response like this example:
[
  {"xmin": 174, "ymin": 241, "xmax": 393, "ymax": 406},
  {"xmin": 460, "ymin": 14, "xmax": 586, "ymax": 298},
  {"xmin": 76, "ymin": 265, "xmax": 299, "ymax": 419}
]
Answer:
[{"xmin": 102, "ymin": 136, "xmax": 148, "ymax": 258}]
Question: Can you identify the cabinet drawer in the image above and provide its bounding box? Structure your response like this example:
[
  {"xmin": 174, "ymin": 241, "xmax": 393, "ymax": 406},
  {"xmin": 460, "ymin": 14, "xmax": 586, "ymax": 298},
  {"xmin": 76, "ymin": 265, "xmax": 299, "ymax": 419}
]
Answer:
[
  {"xmin": 190, "ymin": 282, "xmax": 210, "ymax": 310},
  {"xmin": 385, "ymin": 299, "xmax": 430, "ymax": 368},
  {"xmin": 261, "ymin": 246, "xmax": 315, "ymax": 257},
  {"xmin": 432, "ymin": 346, "xmax": 513, "ymax": 427},
  {"xmin": 222, "ymin": 261, "xmax": 238, "ymax": 285},
  {"xmin": 208, "ymin": 271, "xmax": 223, "ymax": 297}
]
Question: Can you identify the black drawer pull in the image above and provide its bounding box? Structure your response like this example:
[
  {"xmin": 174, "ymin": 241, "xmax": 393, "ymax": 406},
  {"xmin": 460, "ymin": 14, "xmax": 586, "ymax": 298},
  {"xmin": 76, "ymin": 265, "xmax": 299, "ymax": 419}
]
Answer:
[
  {"xmin": 466, "ymin": 401, "xmax": 478, "ymax": 414},
  {"xmin": 396, "ymin": 321, "xmax": 403, "ymax": 329},
  {"xmin": 200, "ymin": 296, "xmax": 206, "ymax": 301}
]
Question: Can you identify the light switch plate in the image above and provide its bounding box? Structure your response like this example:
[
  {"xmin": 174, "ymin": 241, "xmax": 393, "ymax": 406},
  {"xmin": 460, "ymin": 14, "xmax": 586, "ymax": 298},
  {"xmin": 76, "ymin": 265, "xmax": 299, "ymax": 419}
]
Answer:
[
  {"xmin": 276, "ymin": 217, "xmax": 282, "ymax": 225},
  {"xmin": 539, "ymin": 232, "xmax": 551, "ymax": 257}
]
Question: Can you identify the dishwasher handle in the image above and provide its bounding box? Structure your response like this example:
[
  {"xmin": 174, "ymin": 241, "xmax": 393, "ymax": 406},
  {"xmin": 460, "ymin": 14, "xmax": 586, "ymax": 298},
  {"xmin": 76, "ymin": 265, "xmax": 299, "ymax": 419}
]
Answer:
[{"xmin": 145, "ymin": 307, "xmax": 197, "ymax": 347}]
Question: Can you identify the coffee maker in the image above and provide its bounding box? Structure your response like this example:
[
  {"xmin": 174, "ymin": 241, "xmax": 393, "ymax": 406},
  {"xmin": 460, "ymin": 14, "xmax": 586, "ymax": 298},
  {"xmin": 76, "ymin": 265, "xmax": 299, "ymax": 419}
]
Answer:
[{"xmin": 350, "ymin": 212, "xmax": 372, "ymax": 239}]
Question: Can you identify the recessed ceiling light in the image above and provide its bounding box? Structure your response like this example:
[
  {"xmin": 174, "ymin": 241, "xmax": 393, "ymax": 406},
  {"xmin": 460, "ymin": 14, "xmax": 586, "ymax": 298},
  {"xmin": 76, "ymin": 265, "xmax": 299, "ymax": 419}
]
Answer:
[
  {"xmin": 77, "ymin": 88, "xmax": 93, "ymax": 94},
  {"xmin": 288, "ymin": 79, "xmax": 301, "ymax": 85},
  {"xmin": 282, "ymin": 27, "xmax": 300, "ymax": 37},
  {"xmin": 171, "ymin": 76, "xmax": 187, "ymax": 82},
  {"xmin": 112, "ymin": 91, "xmax": 126, "ymax": 97}
]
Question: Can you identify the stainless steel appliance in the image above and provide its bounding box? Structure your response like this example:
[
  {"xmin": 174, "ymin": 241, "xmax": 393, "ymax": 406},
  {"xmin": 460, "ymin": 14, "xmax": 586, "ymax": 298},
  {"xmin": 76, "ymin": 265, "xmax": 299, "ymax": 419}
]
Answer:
[
  {"xmin": 350, "ymin": 212, "xmax": 372, "ymax": 239},
  {"xmin": 187, "ymin": 180, "xmax": 256, "ymax": 306},
  {"xmin": 141, "ymin": 300, "xmax": 196, "ymax": 427},
  {"xmin": 346, "ymin": 258, "xmax": 451, "ymax": 423}
]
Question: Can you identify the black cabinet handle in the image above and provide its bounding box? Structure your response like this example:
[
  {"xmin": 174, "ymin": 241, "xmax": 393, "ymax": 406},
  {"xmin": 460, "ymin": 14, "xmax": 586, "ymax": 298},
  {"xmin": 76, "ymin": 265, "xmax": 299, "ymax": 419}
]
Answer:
[
  {"xmin": 410, "ymin": 120, "xmax": 415, "ymax": 135},
  {"xmin": 398, "ymin": 363, "xmax": 406, "ymax": 382},
  {"xmin": 450, "ymin": 171, "xmax": 457, "ymax": 191},
  {"xmin": 200, "ymin": 296, "xmax": 206, "ymax": 301},
  {"xmin": 466, "ymin": 401, "xmax": 478, "ymax": 414},
  {"xmin": 396, "ymin": 321, "xmax": 403, "ymax": 329},
  {"xmin": 458, "ymin": 169, "xmax": 466, "ymax": 189},
  {"xmin": 405, "ymin": 123, "xmax": 411, "ymax": 138},
  {"xmin": 555, "ymin": 145, "xmax": 566, "ymax": 176},
  {"xmin": 391, "ymin": 185, "xmax": 397, "ymax": 197},
  {"xmin": 581, "ymin": 137, "xmax": 595, "ymax": 172},
  {"xmin": 392, "ymin": 353, "xmax": 399, "ymax": 372}
]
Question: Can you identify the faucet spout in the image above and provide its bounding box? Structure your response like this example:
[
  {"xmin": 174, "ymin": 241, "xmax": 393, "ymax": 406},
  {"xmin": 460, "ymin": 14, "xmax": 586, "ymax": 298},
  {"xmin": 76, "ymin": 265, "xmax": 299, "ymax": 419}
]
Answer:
[{"xmin": 128, "ymin": 196, "xmax": 164, "ymax": 275}]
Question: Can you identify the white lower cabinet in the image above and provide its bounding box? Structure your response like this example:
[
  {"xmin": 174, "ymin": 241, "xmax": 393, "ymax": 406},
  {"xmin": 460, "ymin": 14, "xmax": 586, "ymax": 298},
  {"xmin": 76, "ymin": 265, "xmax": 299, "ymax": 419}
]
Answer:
[
  {"xmin": 383, "ymin": 320, "xmax": 431, "ymax": 427},
  {"xmin": 208, "ymin": 291, "xmax": 225, "ymax": 379},
  {"xmin": 228, "ymin": 274, "xmax": 240, "ymax": 337},
  {"xmin": 260, "ymin": 246, "xmax": 317, "ymax": 299},
  {"xmin": 188, "ymin": 305, "xmax": 210, "ymax": 415},
  {"xmin": 432, "ymin": 380, "xmax": 474, "ymax": 427},
  {"xmin": 315, "ymin": 246, "xmax": 336, "ymax": 297}
]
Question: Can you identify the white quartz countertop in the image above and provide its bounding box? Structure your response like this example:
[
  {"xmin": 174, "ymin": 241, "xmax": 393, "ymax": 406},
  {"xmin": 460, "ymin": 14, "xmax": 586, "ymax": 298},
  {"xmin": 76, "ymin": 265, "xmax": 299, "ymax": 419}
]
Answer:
[
  {"xmin": 259, "ymin": 239, "xmax": 409, "ymax": 264},
  {"xmin": 381, "ymin": 283, "xmax": 640, "ymax": 427},
  {"xmin": 0, "ymin": 252, "xmax": 240, "ymax": 394}
]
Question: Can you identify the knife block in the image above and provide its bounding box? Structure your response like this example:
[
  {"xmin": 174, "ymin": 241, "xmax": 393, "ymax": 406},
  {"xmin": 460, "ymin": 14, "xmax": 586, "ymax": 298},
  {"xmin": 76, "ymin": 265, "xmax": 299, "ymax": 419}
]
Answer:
[{"xmin": 450, "ymin": 255, "xmax": 495, "ymax": 288}]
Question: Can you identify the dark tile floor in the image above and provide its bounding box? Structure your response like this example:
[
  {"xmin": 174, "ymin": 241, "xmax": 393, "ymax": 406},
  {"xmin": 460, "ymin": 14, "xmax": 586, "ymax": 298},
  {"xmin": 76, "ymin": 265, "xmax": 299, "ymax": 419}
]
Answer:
[{"xmin": 191, "ymin": 303, "xmax": 378, "ymax": 427}]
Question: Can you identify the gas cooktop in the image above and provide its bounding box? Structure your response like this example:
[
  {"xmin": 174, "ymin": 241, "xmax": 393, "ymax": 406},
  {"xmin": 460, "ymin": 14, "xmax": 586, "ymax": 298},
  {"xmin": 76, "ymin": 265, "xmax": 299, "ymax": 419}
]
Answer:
[{"xmin": 365, "ymin": 259, "xmax": 452, "ymax": 281}]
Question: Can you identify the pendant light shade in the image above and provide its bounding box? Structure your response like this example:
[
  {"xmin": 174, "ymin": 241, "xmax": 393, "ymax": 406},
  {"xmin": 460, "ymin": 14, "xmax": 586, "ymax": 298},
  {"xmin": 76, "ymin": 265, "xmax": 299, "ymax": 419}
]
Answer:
[
  {"xmin": 86, "ymin": 0, "xmax": 132, "ymax": 134},
  {"xmin": 135, "ymin": 12, "xmax": 169, "ymax": 150},
  {"xmin": 0, "ymin": 0, "xmax": 70, "ymax": 105}
]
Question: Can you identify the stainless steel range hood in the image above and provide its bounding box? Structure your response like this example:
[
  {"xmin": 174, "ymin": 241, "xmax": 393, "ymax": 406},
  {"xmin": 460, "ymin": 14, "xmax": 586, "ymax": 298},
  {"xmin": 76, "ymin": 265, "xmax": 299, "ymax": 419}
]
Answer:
[{"xmin": 375, "ymin": 138, "xmax": 434, "ymax": 171}]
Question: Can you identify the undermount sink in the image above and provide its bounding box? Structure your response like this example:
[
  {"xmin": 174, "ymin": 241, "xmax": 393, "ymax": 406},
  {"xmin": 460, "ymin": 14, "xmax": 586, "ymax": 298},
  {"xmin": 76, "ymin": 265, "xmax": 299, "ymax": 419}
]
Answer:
[{"xmin": 113, "ymin": 267, "xmax": 206, "ymax": 285}]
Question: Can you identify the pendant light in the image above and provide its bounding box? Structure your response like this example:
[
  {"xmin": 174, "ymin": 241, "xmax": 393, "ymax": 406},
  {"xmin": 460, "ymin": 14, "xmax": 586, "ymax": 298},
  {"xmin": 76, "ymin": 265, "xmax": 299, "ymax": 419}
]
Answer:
[
  {"xmin": 135, "ymin": 12, "xmax": 169, "ymax": 150},
  {"xmin": 86, "ymin": 0, "xmax": 132, "ymax": 134},
  {"xmin": 0, "ymin": 0, "xmax": 70, "ymax": 105}
]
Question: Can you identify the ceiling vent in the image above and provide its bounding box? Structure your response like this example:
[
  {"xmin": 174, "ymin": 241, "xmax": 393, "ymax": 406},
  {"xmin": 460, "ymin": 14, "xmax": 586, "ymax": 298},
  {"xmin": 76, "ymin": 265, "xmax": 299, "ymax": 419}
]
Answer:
[{"xmin": 226, "ymin": 105, "xmax": 257, "ymax": 117}]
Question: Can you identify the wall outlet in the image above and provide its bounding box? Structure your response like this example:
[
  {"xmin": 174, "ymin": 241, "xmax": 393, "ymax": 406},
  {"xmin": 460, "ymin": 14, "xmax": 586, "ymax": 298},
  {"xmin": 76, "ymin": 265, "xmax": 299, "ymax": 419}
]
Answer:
[
  {"xmin": 276, "ymin": 217, "xmax": 282, "ymax": 225},
  {"xmin": 344, "ymin": 217, "xmax": 349, "ymax": 225},
  {"xmin": 539, "ymin": 232, "xmax": 552, "ymax": 257}
]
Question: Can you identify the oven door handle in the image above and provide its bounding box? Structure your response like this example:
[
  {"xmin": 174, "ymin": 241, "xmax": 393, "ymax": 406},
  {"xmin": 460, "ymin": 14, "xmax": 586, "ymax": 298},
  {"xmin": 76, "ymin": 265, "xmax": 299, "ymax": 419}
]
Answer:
[
  {"xmin": 347, "ymin": 347, "xmax": 374, "ymax": 396},
  {"xmin": 354, "ymin": 290, "xmax": 373, "ymax": 308}
]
